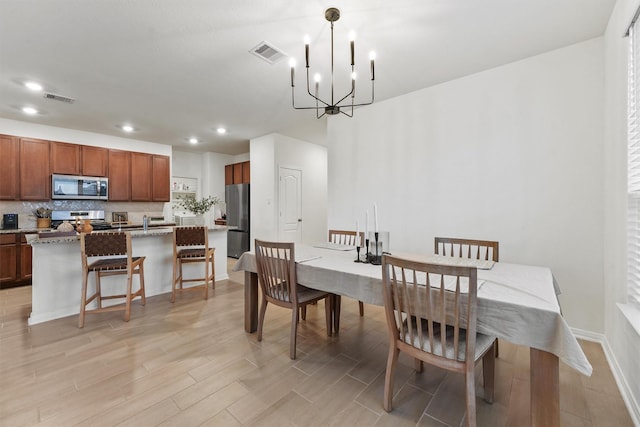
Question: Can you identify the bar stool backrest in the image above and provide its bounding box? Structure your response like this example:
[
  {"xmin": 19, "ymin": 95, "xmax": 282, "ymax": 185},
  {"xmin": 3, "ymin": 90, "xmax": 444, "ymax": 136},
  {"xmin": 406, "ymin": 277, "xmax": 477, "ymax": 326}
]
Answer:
[
  {"xmin": 175, "ymin": 226, "xmax": 207, "ymax": 247},
  {"xmin": 83, "ymin": 232, "xmax": 128, "ymax": 257}
]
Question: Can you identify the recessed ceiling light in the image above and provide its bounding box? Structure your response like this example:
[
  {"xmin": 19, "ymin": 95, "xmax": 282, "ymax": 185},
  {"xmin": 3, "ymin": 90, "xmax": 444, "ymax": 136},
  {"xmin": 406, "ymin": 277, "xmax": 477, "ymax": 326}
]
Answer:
[
  {"xmin": 217, "ymin": 127, "xmax": 227, "ymax": 134},
  {"xmin": 189, "ymin": 137, "xmax": 198, "ymax": 144},
  {"xmin": 121, "ymin": 124, "xmax": 134, "ymax": 132},
  {"xmin": 25, "ymin": 81, "xmax": 43, "ymax": 91},
  {"xmin": 22, "ymin": 107, "xmax": 38, "ymax": 115}
]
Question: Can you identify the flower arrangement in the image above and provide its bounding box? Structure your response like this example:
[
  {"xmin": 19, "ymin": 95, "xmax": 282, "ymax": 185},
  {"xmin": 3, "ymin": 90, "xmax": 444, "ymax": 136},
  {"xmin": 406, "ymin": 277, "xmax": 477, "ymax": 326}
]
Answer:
[
  {"xmin": 33, "ymin": 207, "xmax": 52, "ymax": 218},
  {"xmin": 177, "ymin": 195, "xmax": 221, "ymax": 215}
]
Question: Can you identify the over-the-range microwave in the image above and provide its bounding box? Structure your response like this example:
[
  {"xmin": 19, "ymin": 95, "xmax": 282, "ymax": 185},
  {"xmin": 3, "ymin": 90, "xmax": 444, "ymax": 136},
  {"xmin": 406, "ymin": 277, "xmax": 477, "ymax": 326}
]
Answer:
[{"xmin": 51, "ymin": 174, "xmax": 109, "ymax": 200}]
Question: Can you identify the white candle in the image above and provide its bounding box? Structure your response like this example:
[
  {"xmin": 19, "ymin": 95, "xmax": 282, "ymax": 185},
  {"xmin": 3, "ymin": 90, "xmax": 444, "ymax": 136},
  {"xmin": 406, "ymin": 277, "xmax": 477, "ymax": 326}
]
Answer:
[
  {"xmin": 355, "ymin": 220, "xmax": 360, "ymax": 247},
  {"xmin": 374, "ymin": 203, "xmax": 378, "ymax": 233},
  {"xmin": 365, "ymin": 210, "xmax": 369, "ymax": 242}
]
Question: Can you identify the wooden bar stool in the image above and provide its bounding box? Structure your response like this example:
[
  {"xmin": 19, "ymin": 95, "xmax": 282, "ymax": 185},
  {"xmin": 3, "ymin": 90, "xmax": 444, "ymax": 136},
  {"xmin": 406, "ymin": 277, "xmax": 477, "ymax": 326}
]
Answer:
[
  {"xmin": 172, "ymin": 226, "xmax": 215, "ymax": 302},
  {"xmin": 79, "ymin": 231, "xmax": 146, "ymax": 328}
]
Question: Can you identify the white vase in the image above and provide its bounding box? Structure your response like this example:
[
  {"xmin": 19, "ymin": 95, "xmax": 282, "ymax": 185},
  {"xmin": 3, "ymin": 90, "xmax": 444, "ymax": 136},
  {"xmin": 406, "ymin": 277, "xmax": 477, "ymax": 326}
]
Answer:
[{"xmin": 195, "ymin": 214, "xmax": 205, "ymax": 226}]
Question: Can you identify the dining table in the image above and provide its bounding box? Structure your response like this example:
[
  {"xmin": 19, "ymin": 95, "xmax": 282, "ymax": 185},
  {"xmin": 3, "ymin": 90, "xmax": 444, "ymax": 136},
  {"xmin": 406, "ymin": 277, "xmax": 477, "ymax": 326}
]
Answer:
[{"xmin": 233, "ymin": 244, "xmax": 592, "ymax": 427}]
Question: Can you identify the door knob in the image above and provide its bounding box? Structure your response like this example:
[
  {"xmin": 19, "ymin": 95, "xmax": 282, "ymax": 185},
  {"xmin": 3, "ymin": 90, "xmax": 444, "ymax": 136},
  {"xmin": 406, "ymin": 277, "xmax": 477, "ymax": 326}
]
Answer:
[{"xmin": 298, "ymin": 218, "xmax": 302, "ymax": 222}]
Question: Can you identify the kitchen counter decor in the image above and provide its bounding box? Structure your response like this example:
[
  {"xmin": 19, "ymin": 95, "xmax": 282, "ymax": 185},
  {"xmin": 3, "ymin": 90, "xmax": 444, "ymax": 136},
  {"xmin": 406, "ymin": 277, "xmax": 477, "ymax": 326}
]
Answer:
[
  {"xmin": 178, "ymin": 195, "xmax": 221, "ymax": 226},
  {"xmin": 177, "ymin": 195, "xmax": 221, "ymax": 215},
  {"xmin": 33, "ymin": 207, "xmax": 52, "ymax": 229}
]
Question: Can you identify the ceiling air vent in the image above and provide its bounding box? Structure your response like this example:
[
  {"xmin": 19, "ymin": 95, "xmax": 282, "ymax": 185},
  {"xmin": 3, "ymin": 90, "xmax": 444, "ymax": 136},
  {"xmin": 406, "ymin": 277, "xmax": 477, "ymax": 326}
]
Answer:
[
  {"xmin": 43, "ymin": 92, "xmax": 76, "ymax": 104},
  {"xmin": 250, "ymin": 41, "xmax": 287, "ymax": 64}
]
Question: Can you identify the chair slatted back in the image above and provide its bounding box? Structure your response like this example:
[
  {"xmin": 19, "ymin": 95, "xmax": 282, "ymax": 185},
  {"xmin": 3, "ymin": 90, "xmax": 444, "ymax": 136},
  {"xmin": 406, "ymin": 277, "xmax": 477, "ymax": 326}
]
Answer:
[
  {"xmin": 175, "ymin": 226, "xmax": 207, "ymax": 247},
  {"xmin": 382, "ymin": 254, "xmax": 479, "ymax": 362},
  {"xmin": 82, "ymin": 232, "xmax": 128, "ymax": 257},
  {"xmin": 434, "ymin": 237, "xmax": 499, "ymax": 262},
  {"xmin": 255, "ymin": 240, "xmax": 297, "ymax": 305},
  {"xmin": 328, "ymin": 229, "xmax": 365, "ymax": 246}
]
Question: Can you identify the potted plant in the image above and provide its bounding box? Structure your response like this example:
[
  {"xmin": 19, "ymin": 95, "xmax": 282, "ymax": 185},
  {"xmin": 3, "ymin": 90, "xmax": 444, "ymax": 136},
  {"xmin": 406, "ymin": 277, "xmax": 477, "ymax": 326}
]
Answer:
[
  {"xmin": 33, "ymin": 207, "xmax": 52, "ymax": 229},
  {"xmin": 177, "ymin": 195, "xmax": 221, "ymax": 225}
]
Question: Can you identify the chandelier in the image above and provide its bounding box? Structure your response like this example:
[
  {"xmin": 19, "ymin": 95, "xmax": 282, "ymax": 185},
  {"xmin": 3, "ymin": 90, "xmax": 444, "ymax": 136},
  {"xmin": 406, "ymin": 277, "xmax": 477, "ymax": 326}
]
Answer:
[{"xmin": 289, "ymin": 7, "xmax": 375, "ymax": 118}]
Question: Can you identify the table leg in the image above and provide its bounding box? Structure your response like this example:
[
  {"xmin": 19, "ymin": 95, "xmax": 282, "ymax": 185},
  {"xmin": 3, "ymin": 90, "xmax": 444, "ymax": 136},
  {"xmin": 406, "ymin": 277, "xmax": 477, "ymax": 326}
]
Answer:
[
  {"xmin": 333, "ymin": 294, "xmax": 341, "ymax": 334},
  {"xmin": 244, "ymin": 271, "xmax": 258, "ymax": 333},
  {"xmin": 530, "ymin": 348, "xmax": 559, "ymax": 427}
]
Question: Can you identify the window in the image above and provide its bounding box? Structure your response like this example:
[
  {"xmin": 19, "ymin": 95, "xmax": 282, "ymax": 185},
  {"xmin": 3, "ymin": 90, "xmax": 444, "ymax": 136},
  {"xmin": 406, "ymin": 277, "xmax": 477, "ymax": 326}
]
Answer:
[{"xmin": 628, "ymin": 20, "xmax": 640, "ymax": 307}]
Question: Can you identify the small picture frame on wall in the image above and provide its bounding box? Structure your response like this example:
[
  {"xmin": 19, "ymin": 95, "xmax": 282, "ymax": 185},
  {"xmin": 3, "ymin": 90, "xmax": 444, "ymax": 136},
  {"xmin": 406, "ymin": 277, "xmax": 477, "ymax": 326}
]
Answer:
[{"xmin": 111, "ymin": 211, "xmax": 128, "ymax": 224}]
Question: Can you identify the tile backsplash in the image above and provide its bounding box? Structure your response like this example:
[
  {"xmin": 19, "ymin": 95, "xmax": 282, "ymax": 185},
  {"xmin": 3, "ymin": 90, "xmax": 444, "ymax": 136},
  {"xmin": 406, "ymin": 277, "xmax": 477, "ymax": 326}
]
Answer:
[{"xmin": 0, "ymin": 200, "xmax": 167, "ymax": 229}]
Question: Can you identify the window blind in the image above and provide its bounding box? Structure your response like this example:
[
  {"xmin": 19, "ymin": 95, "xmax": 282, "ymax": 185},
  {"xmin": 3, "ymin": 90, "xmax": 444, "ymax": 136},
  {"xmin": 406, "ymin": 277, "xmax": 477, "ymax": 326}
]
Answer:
[{"xmin": 628, "ymin": 22, "xmax": 640, "ymax": 306}]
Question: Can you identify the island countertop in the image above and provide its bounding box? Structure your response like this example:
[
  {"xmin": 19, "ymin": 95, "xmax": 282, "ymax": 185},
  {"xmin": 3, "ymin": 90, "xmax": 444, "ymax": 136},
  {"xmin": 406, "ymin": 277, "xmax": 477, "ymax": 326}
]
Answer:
[
  {"xmin": 26, "ymin": 225, "xmax": 229, "ymax": 245},
  {"xmin": 27, "ymin": 226, "xmax": 229, "ymax": 325}
]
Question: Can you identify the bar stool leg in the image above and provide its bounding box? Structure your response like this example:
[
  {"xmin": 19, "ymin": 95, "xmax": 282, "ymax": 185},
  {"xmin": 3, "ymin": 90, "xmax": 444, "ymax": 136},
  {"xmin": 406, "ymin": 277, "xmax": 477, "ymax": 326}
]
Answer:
[
  {"xmin": 171, "ymin": 257, "xmax": 178, "ymax": 303},
  {"xmin": 96, "ymin": 273, "xmax": 102, "ymax": 309},
  {"xmin": 79, "ymin": 269, "xmax": 89, "ymax": 328},
  {"xmin": 204, "ymin": 253, "xmax": 209, "ymax": 300},
  {"xmin": 139, "ymin": 261, "xmax": 146, "ymax": 305},
  {"xmin": 124, "ymin": 270, "xmax": 133, "ymax": 322}
]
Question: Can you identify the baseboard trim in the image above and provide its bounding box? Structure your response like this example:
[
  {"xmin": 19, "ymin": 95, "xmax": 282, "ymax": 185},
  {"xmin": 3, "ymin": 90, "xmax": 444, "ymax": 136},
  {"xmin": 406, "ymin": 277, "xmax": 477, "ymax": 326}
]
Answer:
[{"xmin": 571, "ymin": 327, "xmax": 640, "ymax": 426}]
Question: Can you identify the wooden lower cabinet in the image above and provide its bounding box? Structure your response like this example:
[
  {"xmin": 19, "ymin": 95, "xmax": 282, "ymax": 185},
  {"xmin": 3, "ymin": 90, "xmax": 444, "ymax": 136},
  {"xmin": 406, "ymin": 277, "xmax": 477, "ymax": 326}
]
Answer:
[
  {"xmin": 20, "ymin": 234, "xmax": 33, "ymax": 281},
  {"xmin": 0, "ymin": 233, "xmax": 34, "ymax": 289},
  {"xmin": 0, "ymin": 235, "xmax": 17, "ymax": 283}
]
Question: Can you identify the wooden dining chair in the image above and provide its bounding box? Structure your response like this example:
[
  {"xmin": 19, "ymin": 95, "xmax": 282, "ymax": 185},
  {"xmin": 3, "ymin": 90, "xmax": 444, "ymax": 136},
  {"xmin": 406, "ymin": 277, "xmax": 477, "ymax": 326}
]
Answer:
[
  {"xmin": 254, "ymin": 239, "xmax": 333, "ymax": 359},
  {"xmin": 328, "ymin": 229, "xmax": 366, "ymax": 318},
  {"xmin": 434, "ymin": 237, "xmax": 499, "ymax": 262},
  {"xmin": 172, "ymin": 226, "xmax": 215, "ymax": 302},
  {"xmin": 79, "ymin": 231, "xmax": 146, "ymax": 328},
  {"xmin": 381, "ymin": 254, "xmax": 496, "ymax": 427},
  {"xmin": 435, "ymin": 236, "xmax": 500, "ymax": 356}
]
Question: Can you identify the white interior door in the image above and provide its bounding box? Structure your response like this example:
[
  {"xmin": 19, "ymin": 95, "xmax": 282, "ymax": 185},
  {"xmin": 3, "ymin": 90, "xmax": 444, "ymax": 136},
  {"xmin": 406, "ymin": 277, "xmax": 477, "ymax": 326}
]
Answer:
[{"xmin": 278, "ymin": 167, "xmax": 302, "ymax": 243}]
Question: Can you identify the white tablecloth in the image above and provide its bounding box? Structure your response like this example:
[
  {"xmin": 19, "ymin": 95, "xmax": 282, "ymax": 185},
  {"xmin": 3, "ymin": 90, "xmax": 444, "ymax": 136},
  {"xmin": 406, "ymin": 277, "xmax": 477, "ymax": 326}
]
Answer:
[{"xmin": 233, "ymin": 245, "xmax": 592, "ymax": 376}]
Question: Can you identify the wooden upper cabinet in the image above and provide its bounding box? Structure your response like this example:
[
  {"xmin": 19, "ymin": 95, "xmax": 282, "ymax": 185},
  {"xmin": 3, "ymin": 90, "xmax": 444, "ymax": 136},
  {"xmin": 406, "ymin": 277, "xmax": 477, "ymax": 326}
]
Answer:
[
  {"xmin": 130, "ymin": 152, "xmax": 152, "ymax": 201},
  {"xmin": 50, "ymin": 141, "xmax": 81, "ymax": 175},
  {"xmin": 81, "ymin": 146, "xmax": 108, "ymax": 177},
  {"xmin": 241, "ymin": 161, "xmax": 250, "ymax": 183},
  {"xmin": 152, "ymin": 155, "xmax": 170, "ymax": 201},
  {"xmin": 225, "ymin": 164, "xmax": 233, "ymax": 186},
  {"xmin": 0, "ymin": 135, "xmax": 19, "ymax": 200},
  {"xmin": 227, "ymin": 161, "xmax": 250, "ymax": 185},
  {"xmin": 19, "ymin": 138, "xmax": 50, "ymax": 201},
  {"xmin": 108, "ymin": 150, "xmax": 131, "ymax": 201},
  {"xmin": 233, "ymin": 163, "xmax": 243, "ymax": 184}
]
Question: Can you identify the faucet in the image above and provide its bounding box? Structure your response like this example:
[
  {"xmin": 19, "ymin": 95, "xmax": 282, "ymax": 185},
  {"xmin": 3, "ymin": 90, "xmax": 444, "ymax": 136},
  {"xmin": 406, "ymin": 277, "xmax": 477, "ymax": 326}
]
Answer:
[{"xmin": 143, "ymin": 214, "xmax": 148, "ymax": 232}]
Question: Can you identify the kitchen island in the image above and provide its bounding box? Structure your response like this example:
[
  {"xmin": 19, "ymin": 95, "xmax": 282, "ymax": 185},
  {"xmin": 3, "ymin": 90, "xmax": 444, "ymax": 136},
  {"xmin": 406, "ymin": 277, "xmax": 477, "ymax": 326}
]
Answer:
[{"xmin": 26, "ymin": 226, "xmax": 229, "ymax": 325}]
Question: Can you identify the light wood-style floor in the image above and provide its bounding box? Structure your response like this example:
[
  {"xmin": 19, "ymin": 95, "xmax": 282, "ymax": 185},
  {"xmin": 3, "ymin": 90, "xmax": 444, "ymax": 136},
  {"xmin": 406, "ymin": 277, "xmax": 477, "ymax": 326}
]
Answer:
[{"xmin": 0, "ymin": 259, "xmax": 633, "ymax": 427}]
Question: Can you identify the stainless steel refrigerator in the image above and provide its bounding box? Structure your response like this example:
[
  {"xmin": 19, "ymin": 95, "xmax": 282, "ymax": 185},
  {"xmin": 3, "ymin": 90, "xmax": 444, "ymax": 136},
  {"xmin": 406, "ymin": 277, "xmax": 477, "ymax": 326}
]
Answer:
[{"xmin": 226, "ymin": 183, "xmax": 250, "ymax": 258}]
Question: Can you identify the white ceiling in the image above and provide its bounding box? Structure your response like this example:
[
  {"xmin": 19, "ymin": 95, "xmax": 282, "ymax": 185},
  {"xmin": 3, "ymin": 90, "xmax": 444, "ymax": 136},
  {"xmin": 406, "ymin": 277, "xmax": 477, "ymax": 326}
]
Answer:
[{"xmin": 0, "ymin": 0, "xmax": 615, "ymax": 155}]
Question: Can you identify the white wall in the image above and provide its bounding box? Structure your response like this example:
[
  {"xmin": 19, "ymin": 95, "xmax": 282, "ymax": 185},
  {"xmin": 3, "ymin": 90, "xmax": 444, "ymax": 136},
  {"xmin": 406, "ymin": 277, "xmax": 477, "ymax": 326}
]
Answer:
[
  {"xmin": 328, "ymin": 39, "xmax": 604, "ymax": 334},
  {"xmin": 250, "ymin": 135, "xmax": 277, "ymax": 242},
  {"xmin": 604, "ymin": 0, "xmax": 640, "ymax": 422},
  {"xmin": 250, "ymin": 133, "xmax": 328, "ymax": 246},
  {"xmin": 172, "ymin": 150, "xmax": 202, "ymax": 190}
]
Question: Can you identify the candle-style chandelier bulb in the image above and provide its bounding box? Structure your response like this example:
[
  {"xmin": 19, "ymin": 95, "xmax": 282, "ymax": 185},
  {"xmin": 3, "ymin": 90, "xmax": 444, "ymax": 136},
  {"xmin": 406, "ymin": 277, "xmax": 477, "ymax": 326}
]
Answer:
[{"xmin": 289, "ymin": 7, "xmax": 375, "ymax": 118}]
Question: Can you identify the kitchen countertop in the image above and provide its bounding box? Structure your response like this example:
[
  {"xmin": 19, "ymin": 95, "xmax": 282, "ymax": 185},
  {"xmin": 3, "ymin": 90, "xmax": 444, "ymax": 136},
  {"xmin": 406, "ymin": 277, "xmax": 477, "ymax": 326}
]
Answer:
[
  {"xmin": 26, "ymin": 225, "xmax": 229, "ymax": 245},
  {"xmin": 0, "ymin": 222, "xmax": 177, "ymax": 235}
]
